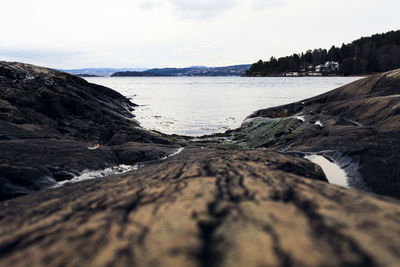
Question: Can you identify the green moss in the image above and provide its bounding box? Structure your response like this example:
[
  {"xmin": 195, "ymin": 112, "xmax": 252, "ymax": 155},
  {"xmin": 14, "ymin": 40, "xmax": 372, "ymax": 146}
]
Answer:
[
  {"xmin": 230, "ymin": 117, "xmax": 299, "ymax": 148},
  {"xmin": 184, "ymin": 116, "xmax": 303, "ymax": 149},
  {"xmin": 284, "ymin": 128, "xmax": 303, "ymax": 141}
]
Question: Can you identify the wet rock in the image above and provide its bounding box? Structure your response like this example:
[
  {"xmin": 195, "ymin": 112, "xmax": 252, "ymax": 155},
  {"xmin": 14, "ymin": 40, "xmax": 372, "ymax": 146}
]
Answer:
[{"xmin": 0, "ymin": 138, "xmax": 177, "ymax": 200}]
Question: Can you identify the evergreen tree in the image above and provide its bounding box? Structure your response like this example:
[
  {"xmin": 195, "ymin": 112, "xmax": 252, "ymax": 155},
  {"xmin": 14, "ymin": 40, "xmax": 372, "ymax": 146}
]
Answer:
[{"xmin": 246, "ymin": 30, "xmax": 400, "ymax": 76}]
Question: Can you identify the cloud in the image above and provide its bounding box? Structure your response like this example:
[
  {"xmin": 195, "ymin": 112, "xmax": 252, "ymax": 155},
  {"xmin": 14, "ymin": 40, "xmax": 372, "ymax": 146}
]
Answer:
[
  {"xmin": 136, "ymin": 0, "xmax": 238, "ymax": 20},
  {"xmin": 1, "ymin": 0, "xmax": 399, "ymax": 68},
  {"xmin": 167, "ymin": 0, "xmax": 238, "ymax": 20},
  {"xmin": 138, "ymin": 2, "xmax": 156, "ymax": 10},
  {"xmin": 253, "ymin": 0, "xmax": 285, "ymax": 10}
]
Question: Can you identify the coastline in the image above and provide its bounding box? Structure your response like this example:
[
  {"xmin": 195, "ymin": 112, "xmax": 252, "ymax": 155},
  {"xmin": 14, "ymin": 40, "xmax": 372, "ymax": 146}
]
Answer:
[
  {"xmin": 0, "ymin": 61, "xmax": 400, "ymax": 266},
  {"xmin": 1, "ymin": 62, "xmax": 397, "ymax": 199},
  {"xmin": 242, "ymin": 73, "xmax": 370, "ymax": 78}
]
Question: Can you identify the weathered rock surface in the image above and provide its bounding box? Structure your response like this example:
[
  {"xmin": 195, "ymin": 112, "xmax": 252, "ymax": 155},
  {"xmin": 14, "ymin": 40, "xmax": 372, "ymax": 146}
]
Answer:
[
  {"xmin": 0, "ymin": 62, "xmax": 172, "ymax": 200},
  {"xmin": 1, "ymin": 62, "xmax": 400, "ymax": 266},
  {"xmin": 0, "ymin": 61, "xmax": 170, "ymax": 144},
  {"xmin": 0, "ymin": 140, "xmax": 178, "ymax": 200},
  {"xmin": 1, "ymin": 148, "xmax": 400, "ymax": 266},
  {"xmin": 208, "ymin": 70, "xmax": 400, "ymax": 198}
]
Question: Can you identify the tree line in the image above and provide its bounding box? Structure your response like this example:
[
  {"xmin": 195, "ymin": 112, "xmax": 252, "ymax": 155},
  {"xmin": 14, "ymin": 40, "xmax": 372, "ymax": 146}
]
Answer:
[{"xmin": 245, "ymin": 30, "xmax": 400, "ymax": 76}]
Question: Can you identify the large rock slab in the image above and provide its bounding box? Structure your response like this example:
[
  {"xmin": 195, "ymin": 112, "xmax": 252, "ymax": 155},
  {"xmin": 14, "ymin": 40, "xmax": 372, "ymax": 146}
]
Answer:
[
  {"xmin": 0, "ymin": 62, "xmax": 172, "ymax": 200},
  {"xmin": 0, "ymin": 61, "xmax": 168, "ymax": 144},
  {"xmin": 1, "ymin": 148, "xmax": 400, "ymax": 266},
  {"xmin": 211, "ymin": 70, "xmax": 400, "ymax": 198}
]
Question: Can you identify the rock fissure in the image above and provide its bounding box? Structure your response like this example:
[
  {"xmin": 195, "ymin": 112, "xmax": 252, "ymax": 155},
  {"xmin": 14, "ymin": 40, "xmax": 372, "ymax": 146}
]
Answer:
[{"xmin": 276, "ymin": 187, "xmax": 376, "ymax": 267}]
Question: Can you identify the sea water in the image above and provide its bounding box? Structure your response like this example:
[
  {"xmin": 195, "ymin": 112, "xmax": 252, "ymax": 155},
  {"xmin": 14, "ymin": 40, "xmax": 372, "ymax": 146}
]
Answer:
[{"xmin": 85, "ymin": 76, "xmax": 362, "ymax": 136}]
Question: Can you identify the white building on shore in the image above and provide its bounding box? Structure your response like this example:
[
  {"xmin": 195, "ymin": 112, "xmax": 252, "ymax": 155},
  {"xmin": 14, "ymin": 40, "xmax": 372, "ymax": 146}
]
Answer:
[{"xmin": 315, "ymin": 61, "xmax": 339, "ymax": 73}]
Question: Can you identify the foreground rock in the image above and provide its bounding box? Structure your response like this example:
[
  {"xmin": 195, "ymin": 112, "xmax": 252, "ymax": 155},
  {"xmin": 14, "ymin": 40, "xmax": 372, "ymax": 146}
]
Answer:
[
  {"xmin": 1, "ymin": 148, "xmax": 400, "ymax": 266},
  {"xmin": 207, "ymin": 70, "xmax": 400, "ymax": 198},
  {"xmin": 0, "ymin": 62, "xmax": 172, "ymax": 200}
]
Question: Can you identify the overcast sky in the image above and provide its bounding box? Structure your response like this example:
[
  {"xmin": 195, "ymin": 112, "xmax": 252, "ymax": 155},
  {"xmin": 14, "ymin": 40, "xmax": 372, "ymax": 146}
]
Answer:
[{"xmin": 0, "ymin": 0, "xmax": 399, "ymax": 69}]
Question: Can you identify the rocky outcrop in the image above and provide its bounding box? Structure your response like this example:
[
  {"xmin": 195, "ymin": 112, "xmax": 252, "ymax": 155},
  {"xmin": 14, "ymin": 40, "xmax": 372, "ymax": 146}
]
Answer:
[
  {"xmin": 1, "ymin": 62, "xmax": 400, "ymax": 266},
  {"xmin": 0, "ymin": 62, "xmax": 172, "ymax": 200},
  {"xmin": 0, "ymin": 61, "xmax": 166, "ymax": 143},
  {"xmin": 205, "ymin": 70, "xmax": 400, "ymax": 199},
  {"xmin": 1, "ymin": 148, "xmax": 400, "ymax": 266}
]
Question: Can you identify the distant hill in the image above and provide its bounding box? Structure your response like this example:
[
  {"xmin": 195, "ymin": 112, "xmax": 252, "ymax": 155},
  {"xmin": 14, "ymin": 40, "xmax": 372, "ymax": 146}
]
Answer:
[
  {"xmin": 245, "ymin": 30, "xmax": 400, "ymax": 76},
  {"xmin": 112, "ymin": 64, "xmax": 251, "ymax": 77},
  {"xmin": 187, "ymin": 65, "xmax": 207, "ymax": 69},
  {"xmin": 75, "ymin": 74, "xmax": 100, "ymax": 77},
  {"xmin": 111, "ymin": 71, "xmax": 164, "ymax": 77},
  {"xmin": 61, "ymin": 68, "xmax": 149, "ymax": 77}
]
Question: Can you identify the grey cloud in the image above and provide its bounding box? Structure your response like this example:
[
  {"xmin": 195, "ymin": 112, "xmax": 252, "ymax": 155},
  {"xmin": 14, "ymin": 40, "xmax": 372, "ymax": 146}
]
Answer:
[
  {"xmin": 168, "ymin": 0, "xmax": 238, "ymax": 20},
  {"xmin": 138, "ymin": 2, "xmax": 155, "ymax": 10},
  {"xmin": 253, "ymin": 0, "xmax": 285, "ymax": 10}
]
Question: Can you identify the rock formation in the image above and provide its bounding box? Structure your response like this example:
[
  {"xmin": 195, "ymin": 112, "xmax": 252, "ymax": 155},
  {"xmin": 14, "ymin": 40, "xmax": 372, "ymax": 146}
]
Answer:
[
  {"xmin": 1, "ymin": 148, "xmax": 400, "ymax": 266},
  {"xmin": 206, "ymin": 70, "xmax": 400, "ymax": 198},
  {"xmin": 0, "ymin": 62, "xmax": 172, "ymax": 200},
  {"xmin": 0, "ymin": 62, "xmax": 400, "ymax": 266}
]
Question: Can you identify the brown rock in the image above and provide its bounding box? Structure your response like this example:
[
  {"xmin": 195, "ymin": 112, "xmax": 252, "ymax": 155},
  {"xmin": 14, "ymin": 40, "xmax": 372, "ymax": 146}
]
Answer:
[
  {"xmin": 1, "ymin": 62, "xmax": 400, "ymax": 267},
  {"xmin": 1, "ymin": 148, "xmax": 400, "ymax": 266}
]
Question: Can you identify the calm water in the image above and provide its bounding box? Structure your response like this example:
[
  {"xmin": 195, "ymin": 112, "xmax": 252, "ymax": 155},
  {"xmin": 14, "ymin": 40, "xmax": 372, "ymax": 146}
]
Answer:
[{"xmin": 85, "ymin": 76, "xmax": 362, "ymax": 136}]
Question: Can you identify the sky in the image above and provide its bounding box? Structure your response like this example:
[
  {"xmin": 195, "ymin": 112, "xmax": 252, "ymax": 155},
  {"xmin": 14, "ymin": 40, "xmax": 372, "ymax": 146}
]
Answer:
[{"xmin": 0, "ymin": 0, "xmax": 399, "ymax": 69}]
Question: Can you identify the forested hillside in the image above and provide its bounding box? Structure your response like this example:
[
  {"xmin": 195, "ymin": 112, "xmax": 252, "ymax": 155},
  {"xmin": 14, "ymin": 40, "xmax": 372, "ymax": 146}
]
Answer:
[{"xmin": 245, "ymin": 30, "xmax": 400, "ymax": 76}]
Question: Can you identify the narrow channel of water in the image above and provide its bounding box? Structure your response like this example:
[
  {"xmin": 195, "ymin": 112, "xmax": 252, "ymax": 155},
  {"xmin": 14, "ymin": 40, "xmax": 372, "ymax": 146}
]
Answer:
[
  {"xmin": 53, "ymin": 147, "xmax": 185, "ymax": 187},
  {"xmin": 304, "ymin": 155, "xmax": 349, "ymax": 188}
]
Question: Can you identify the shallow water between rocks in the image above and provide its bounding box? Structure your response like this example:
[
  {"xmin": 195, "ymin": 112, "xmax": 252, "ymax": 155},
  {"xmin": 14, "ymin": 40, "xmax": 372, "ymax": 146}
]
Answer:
[{"xmin": 304, "ymin": 155, "xmax": 349, "ymax": 188}]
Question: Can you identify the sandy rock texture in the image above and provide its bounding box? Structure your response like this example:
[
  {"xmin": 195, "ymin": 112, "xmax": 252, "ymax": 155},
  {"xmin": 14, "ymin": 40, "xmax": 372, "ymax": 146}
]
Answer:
[{"xmin": 1, "ymin": 148, "xmax": 400, "ymax": 267}]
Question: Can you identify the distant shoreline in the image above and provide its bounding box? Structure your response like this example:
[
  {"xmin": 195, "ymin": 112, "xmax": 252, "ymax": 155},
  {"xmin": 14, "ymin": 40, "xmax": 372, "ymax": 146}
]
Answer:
[
  {"xmin": 242, "ymin": 72, "xmax": 375, "ymax": 78},
  {"xmin": 85, "ymin": 74, "xmax": 367, "ymax": 78},
  {"xmin": 241, "ymin": 74, "xmax": 367, "ymax": 78}
]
